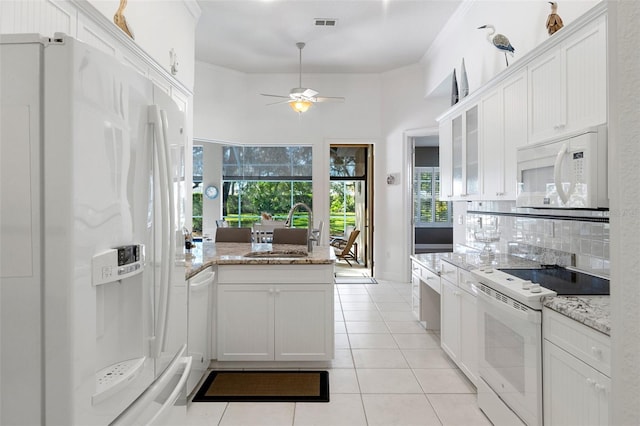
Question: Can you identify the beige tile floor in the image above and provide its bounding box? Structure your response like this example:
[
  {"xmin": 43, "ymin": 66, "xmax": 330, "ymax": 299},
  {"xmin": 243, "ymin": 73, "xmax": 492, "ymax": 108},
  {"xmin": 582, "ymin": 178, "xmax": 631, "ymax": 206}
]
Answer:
[{"xmin": 184, "ymin": 279, "xmax": 491, "ymax": 426}]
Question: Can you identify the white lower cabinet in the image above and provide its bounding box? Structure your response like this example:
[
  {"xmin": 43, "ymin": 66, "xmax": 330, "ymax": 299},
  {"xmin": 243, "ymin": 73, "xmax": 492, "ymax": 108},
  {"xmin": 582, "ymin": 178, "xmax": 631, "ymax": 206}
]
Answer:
[
  {"xmin": 440, "ymin": 278, "xmax": 460, "ymax": 360},
  {"xmin": 216, "ymin": 265, "xmax": 334, "ymax": 361},
  {"xmin": 457, "ymin": 283, "xmax": 478, "ymax": 384},
  {"xmin": 187, "ymin": 266, "xmax": 214, "ymax": 393},
  {"xmin": 440, "ymin": 263, "xmax": 478, "ymax": 385},
  {"xmin": 543, "ymin": 308, "xmax": 610, "ymax": 425}
]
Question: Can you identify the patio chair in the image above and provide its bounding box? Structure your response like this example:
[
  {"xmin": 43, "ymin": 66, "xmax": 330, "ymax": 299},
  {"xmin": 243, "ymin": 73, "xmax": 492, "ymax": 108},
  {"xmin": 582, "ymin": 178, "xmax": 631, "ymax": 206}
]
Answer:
[{"xmin": 331, "ymin": 229, "xmax": 360, "ymax": 266}]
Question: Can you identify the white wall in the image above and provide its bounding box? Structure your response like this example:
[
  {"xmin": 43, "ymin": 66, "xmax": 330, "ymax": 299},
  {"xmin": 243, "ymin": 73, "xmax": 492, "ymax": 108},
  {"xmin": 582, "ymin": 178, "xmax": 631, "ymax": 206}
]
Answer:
[
  {"xmin": 378, "ymin": 64, "xmax": 450, "ymax": 281},
  {"xmin": 200, "ymin": 142, "xmax": 222, "ymax": 238},
  {"xmin": 609, "ymin": 1, "xmax": 640, "ymax": 423},
  {"xmin": 87, "ymin": 0, "xmax": 199, "ymax": 89},
  {"xmin": 422, "ymin": 0, "xmax": 600, "ymax": 96},
  {"xmin": 194, "ymin": 59, "xmax": 449, "ymax": 281}
]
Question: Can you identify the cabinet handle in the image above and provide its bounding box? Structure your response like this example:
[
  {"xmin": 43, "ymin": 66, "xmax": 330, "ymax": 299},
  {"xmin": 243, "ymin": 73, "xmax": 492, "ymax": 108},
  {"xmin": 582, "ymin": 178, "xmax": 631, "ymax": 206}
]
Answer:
[
  {"xmin": 447, "ymin": 194, "xmax": 453, "ymax": 198},
  {"xmin": 496, "ymin": 192, "xmax": 504, "ymax": 196}
]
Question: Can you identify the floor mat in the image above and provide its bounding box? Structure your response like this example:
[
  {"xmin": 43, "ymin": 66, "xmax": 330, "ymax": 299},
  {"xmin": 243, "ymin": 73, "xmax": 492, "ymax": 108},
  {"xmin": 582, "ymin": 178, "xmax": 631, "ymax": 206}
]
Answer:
[
  {"xmin": 334, "ymin": 276, "xmax": 377, "ymax": 284},
  {"xmin": 192, "ymin": 370, "xmax": 329, "ymax": 402}
]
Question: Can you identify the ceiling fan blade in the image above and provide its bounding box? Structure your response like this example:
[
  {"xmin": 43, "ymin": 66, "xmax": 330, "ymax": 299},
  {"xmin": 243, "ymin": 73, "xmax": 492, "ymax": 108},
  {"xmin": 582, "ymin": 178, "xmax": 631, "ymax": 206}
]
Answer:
[
  {"xmin": 260, "ymin": 93, "xmax": 290, "ymax": 99},
  {"xmin": 265, "ymin": 99, "xmax": 293, "ymax": 106},
  {"xmin": 314, "ymin": 96, "xmax": 345, "ymax": 103}
]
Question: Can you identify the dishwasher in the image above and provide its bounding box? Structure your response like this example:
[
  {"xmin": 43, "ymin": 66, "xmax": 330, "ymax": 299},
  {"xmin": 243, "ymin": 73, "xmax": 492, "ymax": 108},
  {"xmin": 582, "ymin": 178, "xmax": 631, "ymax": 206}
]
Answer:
[{"xmin": 187, "ymin": 266, "xmax": 215, "ymax": 395}]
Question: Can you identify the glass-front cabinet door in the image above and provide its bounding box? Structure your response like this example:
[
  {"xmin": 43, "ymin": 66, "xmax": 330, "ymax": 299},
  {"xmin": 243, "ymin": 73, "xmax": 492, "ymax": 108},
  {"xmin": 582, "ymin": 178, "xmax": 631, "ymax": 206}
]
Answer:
[
  {"xmin": 465, "ymin": 106, "xmax": 479, "ymax": 197},
  {"xmin": 442, "ymin": 104, "xmax": 479, "ymax": 199},
  {"xmin": 451, "ymin": 115, "xmax": 463, "ymax": 197}
]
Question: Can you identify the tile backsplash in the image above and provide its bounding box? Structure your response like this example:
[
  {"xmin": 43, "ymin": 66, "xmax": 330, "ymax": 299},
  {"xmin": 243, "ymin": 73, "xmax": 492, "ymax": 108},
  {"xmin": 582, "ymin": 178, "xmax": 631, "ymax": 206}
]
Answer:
[{"xmin": 459, "ymin": 201, "xmax": 610, "ymax": 277}]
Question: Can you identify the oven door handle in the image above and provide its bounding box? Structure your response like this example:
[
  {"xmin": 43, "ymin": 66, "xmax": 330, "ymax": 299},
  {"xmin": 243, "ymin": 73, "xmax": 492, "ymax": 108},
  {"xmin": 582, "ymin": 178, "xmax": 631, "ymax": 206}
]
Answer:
[{"xmin": 477, "ymin": 290, "xmax": 541, "ymax": 324}]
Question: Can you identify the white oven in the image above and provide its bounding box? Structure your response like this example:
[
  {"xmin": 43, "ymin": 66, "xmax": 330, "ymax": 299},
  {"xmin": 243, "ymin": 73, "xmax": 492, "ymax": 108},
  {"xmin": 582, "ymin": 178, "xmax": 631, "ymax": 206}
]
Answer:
[
  {"xmin": 477, "ymin": 285, "xmax": 542, "ymax": 426},
  {"xmin": 472, "ymin": 268, "xmax": 557, "ymax": 426}
]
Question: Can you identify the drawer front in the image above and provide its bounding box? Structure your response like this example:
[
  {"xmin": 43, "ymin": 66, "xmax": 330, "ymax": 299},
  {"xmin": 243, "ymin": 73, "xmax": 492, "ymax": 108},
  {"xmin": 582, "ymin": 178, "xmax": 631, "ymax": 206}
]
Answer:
[
  {"xmin": 458, "ymin": 269, "xmax": 478, "ymax": 296},
  {"xmin": 218, "ymin": 264, "xmax": 334, "ymax": 283},
  {"xmin": 421, "ymin": 268, "xmax": 440, "ymax": 294},
  {"xmin": 440, "ymin": 261, "xmax": 458, "ymax": 285},
  {"xmin": 543, "ymin": 308, "xmax": 611, "ymax": 376}
]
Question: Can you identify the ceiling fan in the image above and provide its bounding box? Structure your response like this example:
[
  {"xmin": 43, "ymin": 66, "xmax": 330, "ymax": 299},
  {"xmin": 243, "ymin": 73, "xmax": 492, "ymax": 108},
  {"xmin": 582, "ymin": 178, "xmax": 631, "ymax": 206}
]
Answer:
[{"xmin": 260, "ymin": 42, "xmax": 345, "ymax": 113}]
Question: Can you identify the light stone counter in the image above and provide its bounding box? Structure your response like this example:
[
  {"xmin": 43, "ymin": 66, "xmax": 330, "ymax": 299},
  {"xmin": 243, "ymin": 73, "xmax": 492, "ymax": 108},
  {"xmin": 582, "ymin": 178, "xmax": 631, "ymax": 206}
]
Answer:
[
  {"xmin": 410, "ymin": 251, "xmax": 609, "ymax": 336},
  {"xmin": 543, "ymin": 295, "xmax": 610, "ymax": 336},
  {"xmin": 185, "ymin": 241, "xmax": 335, "ymax": 279},
  {"xmin": 410, "ymin": 251, "xmax": 540, "ymax": 274}
]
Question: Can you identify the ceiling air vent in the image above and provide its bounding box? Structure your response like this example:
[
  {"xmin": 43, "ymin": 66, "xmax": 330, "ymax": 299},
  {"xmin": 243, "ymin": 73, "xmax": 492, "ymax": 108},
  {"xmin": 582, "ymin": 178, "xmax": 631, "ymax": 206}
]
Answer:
[{"xmin": 314, "ymin": 18, "xmax": 337, "ymax": 27}]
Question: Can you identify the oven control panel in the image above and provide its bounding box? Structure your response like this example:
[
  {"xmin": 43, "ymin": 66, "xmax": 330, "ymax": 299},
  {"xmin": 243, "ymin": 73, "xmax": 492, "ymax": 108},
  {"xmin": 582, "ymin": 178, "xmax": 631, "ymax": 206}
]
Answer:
[{"xmin": 471, "ymin": 267, "xmax": 557, "ymax": 308}]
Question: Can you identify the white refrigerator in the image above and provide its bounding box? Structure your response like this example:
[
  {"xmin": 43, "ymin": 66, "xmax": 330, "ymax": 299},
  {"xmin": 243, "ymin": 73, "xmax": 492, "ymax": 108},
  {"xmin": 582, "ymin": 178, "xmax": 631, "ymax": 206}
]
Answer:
[{"xmin": 0, "ymin": 33, "xmax": 191, "ymax": 425}]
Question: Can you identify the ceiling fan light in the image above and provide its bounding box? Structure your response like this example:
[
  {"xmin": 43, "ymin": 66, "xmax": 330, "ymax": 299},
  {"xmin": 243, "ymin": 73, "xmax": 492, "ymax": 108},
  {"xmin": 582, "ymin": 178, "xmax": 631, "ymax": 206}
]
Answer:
[{"xmin": 289, "ymin": 99, "xmax": 312, "ymax": 113}]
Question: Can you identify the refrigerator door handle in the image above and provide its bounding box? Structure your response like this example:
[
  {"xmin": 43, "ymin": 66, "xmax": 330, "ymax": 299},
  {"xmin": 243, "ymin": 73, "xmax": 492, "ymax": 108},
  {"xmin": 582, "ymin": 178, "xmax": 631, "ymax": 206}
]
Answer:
[
  {"xmin": 148, "ymin": 105, "xmax": 176, "ymax": 357},
  {"xmin": 110, "ymin": 344, "xmax": 192, "ymax": 426}
]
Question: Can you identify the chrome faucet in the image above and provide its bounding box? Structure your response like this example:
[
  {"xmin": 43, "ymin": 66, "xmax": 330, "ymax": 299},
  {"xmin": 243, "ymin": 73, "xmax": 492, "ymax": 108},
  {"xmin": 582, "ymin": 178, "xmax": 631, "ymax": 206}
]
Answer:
[{"xmin": 286, "ymin": 202, "xmax": 316, "ymax": 251}]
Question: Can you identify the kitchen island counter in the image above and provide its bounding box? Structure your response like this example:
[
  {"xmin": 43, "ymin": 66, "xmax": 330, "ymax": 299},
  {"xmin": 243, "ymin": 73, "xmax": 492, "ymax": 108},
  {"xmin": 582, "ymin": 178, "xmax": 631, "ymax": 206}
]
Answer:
[{"xmin": 186, "ymin": 241, "xmax": 335, "ymax": 279}]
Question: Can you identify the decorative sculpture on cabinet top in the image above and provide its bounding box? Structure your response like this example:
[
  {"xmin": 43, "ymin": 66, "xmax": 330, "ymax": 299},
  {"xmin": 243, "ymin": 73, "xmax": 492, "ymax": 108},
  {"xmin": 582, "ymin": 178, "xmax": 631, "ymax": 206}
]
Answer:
[
  {"xmin": 114, "ymin": 0, "xmax": 134, "ymax": 39},
  {"xmin": 546, "ymin": 2, "xmax": 564, "ymax": 35},
  {"xmin": 478, "ymin": 24, "xmax": 515, "ymax": 67}
]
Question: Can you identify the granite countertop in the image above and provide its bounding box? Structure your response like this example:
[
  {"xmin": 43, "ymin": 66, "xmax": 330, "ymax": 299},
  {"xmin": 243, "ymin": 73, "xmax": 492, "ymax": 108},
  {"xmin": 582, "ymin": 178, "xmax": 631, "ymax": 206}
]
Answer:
[
  {"xmin": 410, "ymin": 251, "xmax": 610, "ymax": 336},
  {"xmin": 543, "ymin": 295, "xmax": 611, "ymax": 336},
  {"xmin": 410, "ymin": 251, "xmax": 540, "ymax": 273},
  {"xmin": 185, "ymin": 241, "xmax": 336, "ymax": 279}
]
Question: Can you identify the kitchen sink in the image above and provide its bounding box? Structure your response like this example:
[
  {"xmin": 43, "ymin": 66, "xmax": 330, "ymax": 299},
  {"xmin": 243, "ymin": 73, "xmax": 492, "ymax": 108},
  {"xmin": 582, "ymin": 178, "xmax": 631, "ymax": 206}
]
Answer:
[{"xmin": 244, "ymin": 250, "xmax": 308, "ymax": 258}]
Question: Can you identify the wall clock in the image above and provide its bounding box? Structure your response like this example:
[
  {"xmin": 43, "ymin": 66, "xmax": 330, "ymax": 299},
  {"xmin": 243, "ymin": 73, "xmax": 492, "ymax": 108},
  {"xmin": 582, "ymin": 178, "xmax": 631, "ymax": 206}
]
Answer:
[{"xmin": 204, "ymin": 185, "xmax": 219, "ymax": 200}]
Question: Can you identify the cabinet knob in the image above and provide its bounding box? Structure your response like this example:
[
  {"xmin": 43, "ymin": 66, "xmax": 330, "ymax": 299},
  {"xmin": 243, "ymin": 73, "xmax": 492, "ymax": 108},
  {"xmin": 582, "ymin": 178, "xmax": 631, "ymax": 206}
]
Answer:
[
  {"xmin": 586, "ymin": 378, "xmax": 596, "ymax": 386},
  {"xmin": 595, "ymin": 383, "xmax": 606, "ymax": 392},
  {"xmin": 591, "ymin": 346, "xmax": 603, "ymax": 358}
]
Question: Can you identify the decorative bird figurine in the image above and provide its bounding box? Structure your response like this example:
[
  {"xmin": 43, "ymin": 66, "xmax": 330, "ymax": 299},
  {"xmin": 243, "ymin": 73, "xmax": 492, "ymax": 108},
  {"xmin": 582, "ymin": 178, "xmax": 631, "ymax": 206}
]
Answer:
[
  {"xmin": 546, "ymin": 2, "xmax": 564, "ymax": 35},
  {"xmin": 478, "ymin": 24, "xmax": 515, "ymax": 67},
  {"xmin": 113, "ymin": 0, "xmax": 134, "ymax": 39}
]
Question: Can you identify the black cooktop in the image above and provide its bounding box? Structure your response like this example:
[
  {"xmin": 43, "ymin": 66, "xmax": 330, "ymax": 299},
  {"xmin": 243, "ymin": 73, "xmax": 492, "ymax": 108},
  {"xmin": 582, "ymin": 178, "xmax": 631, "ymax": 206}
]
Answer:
[{"xmin": 499, "ymin": 266, "xmax": 610, "ymax": 296}]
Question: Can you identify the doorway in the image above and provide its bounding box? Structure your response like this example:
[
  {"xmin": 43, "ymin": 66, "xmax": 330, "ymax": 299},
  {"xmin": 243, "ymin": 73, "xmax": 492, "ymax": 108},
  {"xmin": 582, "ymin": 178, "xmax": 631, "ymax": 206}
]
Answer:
[
  {"xmin": 411, "ymin": 135, "xmax": 453, "ymax": 253},
  {"xmin": 329, "ymin": 144, "xmax": 374, "ymax": 277}
]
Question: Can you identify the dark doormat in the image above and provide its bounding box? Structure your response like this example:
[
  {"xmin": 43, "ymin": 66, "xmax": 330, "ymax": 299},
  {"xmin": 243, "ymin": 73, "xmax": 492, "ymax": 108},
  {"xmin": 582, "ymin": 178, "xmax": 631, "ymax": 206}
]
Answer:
[
  {"xmin": 192, "ymin": 370, "xmax": 330, "ymax": 403},
  {"xmin": 334, "ymin": 276, "xmax": 377, "ymax": 284}
]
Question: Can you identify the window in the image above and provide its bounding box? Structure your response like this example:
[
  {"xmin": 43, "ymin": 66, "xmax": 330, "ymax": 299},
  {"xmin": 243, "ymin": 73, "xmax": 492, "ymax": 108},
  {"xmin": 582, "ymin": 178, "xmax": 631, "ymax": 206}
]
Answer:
[
  {"xmin": 192, "ymin": 145, "xmax": 203, "ymax": 235},
  {"xmin": 414, "ymin": 167, "xmax": 451, "ymax": 226},
  {"xmin": 221, "ymin": 146, "xmax": 313, "ymax": 227}
]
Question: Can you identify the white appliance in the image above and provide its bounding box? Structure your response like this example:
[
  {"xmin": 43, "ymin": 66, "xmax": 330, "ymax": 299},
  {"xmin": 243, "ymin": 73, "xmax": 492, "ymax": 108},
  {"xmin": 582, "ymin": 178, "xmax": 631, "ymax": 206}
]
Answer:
[
  {"xmin": 472, "ymin": 267, "xmax": 556, "ymax": 426},
  {"xmin": 0, "ymin": 33, "xmax": 190, "ymax": 425},
  {"xmin": 516, "ymin": 124, "xmax": 607, "ymax": 209},
  {"xmin": 186, "ymin": 266, "xmax": 215, "ymax": 394}
]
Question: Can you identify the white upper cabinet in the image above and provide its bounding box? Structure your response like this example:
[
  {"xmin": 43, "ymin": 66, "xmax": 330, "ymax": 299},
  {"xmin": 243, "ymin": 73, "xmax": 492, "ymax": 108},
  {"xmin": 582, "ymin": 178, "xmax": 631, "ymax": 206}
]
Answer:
[
  {"xmin": 439, "ymin": 119, "xmax": 453, "ymax": 200},
  {"xmin": 528, "ymin": 14, "xmax": 607, "ymax": 142},
  {"xmin": 439, "ymin": 4, "xmax": 607, "ymax": 202},
  {"xmin": 440, "ymin": 105, "xmax": 479, "ymax": 200},
  {"xmin": 481, "ymin": 70, "xmax": 528, "ymax": 200}
]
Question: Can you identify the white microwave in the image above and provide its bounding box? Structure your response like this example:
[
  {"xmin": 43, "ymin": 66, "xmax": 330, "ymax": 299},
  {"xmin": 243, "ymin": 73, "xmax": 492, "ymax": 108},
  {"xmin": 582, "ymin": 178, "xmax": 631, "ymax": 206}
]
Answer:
[{"xmin": 516, "ymin": 125, "xmax": 608, "ymax": 209}]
